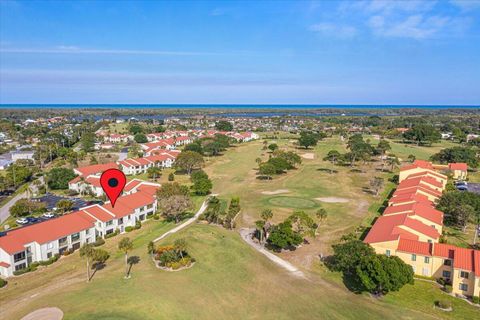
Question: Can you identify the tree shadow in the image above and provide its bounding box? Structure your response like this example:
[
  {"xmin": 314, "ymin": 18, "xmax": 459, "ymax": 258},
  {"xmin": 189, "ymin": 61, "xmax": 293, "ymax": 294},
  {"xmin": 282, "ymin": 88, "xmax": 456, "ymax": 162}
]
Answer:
[
  {"xmin": 89, "ymin": 262, "xmax": 106, "ymax": 281},
  {"xmin": 342, "ymin": 272, "xmax": 367, "ymax": 294},
  {"xmin": 127, "ymin": 256, "xmax": 140, "ymax": 277}
]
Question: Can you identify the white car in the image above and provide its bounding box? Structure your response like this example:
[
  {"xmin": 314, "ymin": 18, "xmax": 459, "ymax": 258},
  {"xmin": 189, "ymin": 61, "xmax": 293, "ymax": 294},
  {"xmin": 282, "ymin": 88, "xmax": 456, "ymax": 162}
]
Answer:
[
  {"xmin": 43, "ymin": 212, "xmax": 55, "ymax": 219},
  {"xmin": 16, "ymin": 218, "xmax": 28, "ymax": 225}
]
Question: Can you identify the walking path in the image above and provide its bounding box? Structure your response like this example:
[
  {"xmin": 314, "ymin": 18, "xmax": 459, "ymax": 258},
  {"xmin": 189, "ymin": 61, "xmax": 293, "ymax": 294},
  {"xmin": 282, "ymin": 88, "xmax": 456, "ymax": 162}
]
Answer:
[
  {"xmin": 239, "ymin": 228, "xmax": 307, "ymax": 279},
  {"xmin": 152, "ymin": 196, "xmax": 214, "ymax": 243}
]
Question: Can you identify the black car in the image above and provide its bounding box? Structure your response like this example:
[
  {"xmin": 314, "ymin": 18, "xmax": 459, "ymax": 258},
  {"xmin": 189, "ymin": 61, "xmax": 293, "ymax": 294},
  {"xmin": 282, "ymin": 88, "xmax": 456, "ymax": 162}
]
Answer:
[{"xmin": 26, "ymin": 217, "xmax": 40, "ymax": 223}]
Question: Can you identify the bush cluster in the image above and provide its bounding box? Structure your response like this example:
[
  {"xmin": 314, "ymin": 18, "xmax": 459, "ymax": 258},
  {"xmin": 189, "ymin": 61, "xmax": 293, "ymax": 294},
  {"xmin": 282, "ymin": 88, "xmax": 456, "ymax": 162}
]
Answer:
[{"xmin": 105, "ymin": 230, "xmax": 119, "ymax": 239}]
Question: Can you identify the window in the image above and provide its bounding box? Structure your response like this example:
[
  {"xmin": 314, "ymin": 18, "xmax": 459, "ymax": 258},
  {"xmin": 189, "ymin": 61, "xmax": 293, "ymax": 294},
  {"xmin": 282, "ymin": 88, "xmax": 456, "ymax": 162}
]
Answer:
[
  {"xmin": 15, "ymin": 263, "xmax": 26, "ymax": 271},
  {"xmin": 118, "ymin": 218, "xmax": 123, "ymax": 225},
  {"xmin": 47, "ymin": 252, "xmax": 52, "ymax": 259},
  {"xmin": 71, "ymin": 233, "xmax": 80, "ymax": 242},
  {"xmin": 424, "ymin": 257, "xmax": 430, "ymax": 263},
  {"xmin": 106, "ymin": 220, "xmax": 113, "ymax": 226},
  {"xmin": 459, "ymin": 283, "xmax": 468, "ymax": 291},
  {"xmin": 460, "ymin": 271, "xmax": 469, "ymax": 279},
  {"xmin": 86, "ymin": 229, "xmax": 90, "ymax": 235},
  {"xmin": 411, "ymin": 254, "xmax": 416, "ymax": 261},
  {"xmin": 385, "ymin": 250, "xmax": 391, "ymax": 257},
  {"xmin": 442, "ymin": 270, "xmax": 451, "ymax": 278},
  {"xmin": 444, "ymin": 259, "xmax": 452, "ymax": 266},
  {"xmin": 47, "ymin": 242, "xmax": 54, "ymax": 249},
  {"xmin": 14, "ymin": 252, "xmax": 26, "ymax": 262}
]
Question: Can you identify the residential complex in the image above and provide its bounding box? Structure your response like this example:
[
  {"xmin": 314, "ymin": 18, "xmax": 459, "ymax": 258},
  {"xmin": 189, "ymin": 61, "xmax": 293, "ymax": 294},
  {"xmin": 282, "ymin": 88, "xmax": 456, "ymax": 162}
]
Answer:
[
  {"xmin": 0, "ymin": 180, "xmax": 159, "ymax": 278},
  {"xmin": 365, "ymin": 160, "xmax": 479, "ymax": 298}
]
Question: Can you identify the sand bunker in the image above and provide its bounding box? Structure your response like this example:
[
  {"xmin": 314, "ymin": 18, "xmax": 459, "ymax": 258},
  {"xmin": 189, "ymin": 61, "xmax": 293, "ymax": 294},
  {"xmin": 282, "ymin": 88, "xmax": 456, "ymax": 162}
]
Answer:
[
  {"xmin": 301, "ymin": 153, "xmax": 315, "ymax": 159},
  {"xmin": 315, "ymin": 197, "xmax": 350, "ymax": 203},
  {"xmin": 22, "ymin": 307, "xmax": 63, "ymax": 320},
  {"xmin": 261, "ymin": 189, "xmax": 290, "ymax": 195}
]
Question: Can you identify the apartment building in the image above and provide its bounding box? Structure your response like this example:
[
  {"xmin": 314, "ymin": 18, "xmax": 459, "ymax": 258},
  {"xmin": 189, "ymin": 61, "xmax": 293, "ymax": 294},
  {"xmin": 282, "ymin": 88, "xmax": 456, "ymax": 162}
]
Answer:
[
  {"xmin": 365, "ymin": 160, "xmax": 479, "ymax": 298},
  {"xmin": 0, "ymin": 183, "xmax": 159, "ymax": 278}
]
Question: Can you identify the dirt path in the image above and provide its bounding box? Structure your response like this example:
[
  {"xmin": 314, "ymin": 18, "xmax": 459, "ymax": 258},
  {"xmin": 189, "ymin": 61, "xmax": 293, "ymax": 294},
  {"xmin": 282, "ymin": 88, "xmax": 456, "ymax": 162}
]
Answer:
[{"xmin": 239, "ymin": 228, "xmax": 307, "ymax": 279}]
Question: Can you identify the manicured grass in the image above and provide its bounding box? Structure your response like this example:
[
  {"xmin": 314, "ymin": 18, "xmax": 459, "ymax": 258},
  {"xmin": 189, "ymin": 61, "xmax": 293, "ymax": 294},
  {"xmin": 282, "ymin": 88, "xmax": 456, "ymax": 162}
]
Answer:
[
  {"xmin": 267, "ymin": 196, "xmax": 319, "ymax": 209},
  {"xmin": 0, "ymin": 224, "xmax": 445, "ymax": 320}
]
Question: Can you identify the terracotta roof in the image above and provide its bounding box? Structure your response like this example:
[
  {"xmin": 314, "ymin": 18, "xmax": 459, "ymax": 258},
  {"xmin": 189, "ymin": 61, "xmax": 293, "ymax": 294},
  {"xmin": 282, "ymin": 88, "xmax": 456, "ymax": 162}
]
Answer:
[
  {"xmin": 68, "ymin": 176, "xmax": 81, "ymax": 184},
  {"xmin": 474, "ymin": 251, "xmax": 480, "ymax": 277},
  {"xmin": 364, "ymin": 214, "xmax": 418, "ymax": 244},
  {"xmin": 0, "ymin": 212, "xmax": 94, "ymax": 254},
  {"xmin": 85, "ymin": 176, "xmax": 102, "ymax": 188},
  {"xmin": 389, "ymin": 193, "xmax": 432, "ymax": 206},
  {"xmin": 75, "ymin": 162, "xmax": 118, "ymax": 177},
  {"xmin": 432, "ymin": 243, "xmax": 456, "ymax": 259},
  {"xmin": 399, "ymin": 176, "xmax": 443, "ymax": 189},
  {"xmin": 0, "ymin": 261, "xmax": 10, "ymax": 267},
  {"xmin": 397, "ymin": 238, "xmax": 432, "ymax": 256},
  {"xmin": 393, "ymin": 185, "xmax": 442, "ymax": 198},
  {"xmin": 401, "ymin": 217, "xmax": 440, "ymax": 239},
  {"xmin": 82, "ymin": 205, "xmax": 115, "ymax": 222},
  {"xmin": 449, "ymin": 163, "xmax": 468, "ymax": 171},
  {"xmin": 124, "ymin": 179, "xmax": 142, "ymax": 192},
  {"xmin": 384, "ymin": 202, "xmax": 443, "ymax": 225},
  {"xmin": 406, "ymin": 170, "xmax": 447, "ymax": 181}
]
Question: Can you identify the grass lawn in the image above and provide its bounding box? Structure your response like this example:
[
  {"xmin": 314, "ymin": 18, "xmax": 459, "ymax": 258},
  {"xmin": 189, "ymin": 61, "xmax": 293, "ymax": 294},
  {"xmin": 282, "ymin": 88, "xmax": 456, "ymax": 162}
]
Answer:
[{"xmin": 1, "ymin": 223, "xmax": 459, "ymax": 320}]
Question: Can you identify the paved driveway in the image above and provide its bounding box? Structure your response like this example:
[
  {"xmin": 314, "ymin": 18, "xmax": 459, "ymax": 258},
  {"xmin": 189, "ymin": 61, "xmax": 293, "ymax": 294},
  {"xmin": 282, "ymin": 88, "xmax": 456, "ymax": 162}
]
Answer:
[{"xmin": 466, "ymin": 183, "xmax": 480, "ymax": 194}]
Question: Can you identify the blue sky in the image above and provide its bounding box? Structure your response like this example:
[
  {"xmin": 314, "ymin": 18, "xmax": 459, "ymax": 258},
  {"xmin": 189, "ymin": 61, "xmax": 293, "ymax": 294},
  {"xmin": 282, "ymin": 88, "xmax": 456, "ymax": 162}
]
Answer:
[{"xmin": 0, "ymin": 0, "xmax": 479, "ymax": 105}]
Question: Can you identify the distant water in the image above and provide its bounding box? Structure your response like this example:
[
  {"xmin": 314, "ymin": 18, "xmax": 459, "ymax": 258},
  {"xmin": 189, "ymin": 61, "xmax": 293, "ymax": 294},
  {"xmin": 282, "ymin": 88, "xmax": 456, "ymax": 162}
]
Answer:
[{"xmin": 0, "ymin": 104, "xmax": 479, "ymax": 109}]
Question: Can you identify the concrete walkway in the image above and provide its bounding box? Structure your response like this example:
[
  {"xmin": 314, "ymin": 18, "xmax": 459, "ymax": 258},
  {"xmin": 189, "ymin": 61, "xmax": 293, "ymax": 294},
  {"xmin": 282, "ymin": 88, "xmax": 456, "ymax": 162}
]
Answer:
[
  {"xmin": 21, "ymin": 307, "xmax": 63, "ymax": 320},
  {"xmin": 152, "ymin": 196, "xmax": 213, "ymax": 243},
  {"xmin": 239, "ymin": 228, "xmax": 307, "ymax": 279}
]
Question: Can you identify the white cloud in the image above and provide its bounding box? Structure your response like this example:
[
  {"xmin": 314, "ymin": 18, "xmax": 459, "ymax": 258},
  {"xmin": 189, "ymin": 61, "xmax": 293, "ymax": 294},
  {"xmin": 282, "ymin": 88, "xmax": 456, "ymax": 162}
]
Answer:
[
  {"xmin": 309, "ymin": 23, "xmax": 357, "ymax": 38},
  {"xmin": 370, "ymin": 14, "xmax": 450, "ymax": 39},
  {"xmin": 450, "ymin": 0, "xmax": 480, "ymax": 11}
]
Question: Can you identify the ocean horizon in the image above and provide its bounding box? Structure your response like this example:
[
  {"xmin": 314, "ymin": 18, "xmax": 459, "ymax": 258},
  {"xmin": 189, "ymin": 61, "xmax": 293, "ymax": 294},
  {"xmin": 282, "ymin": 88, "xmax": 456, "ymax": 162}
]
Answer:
[{"xmin": 0, "ymin": 104, "xmax": 479, "ymax": 109}]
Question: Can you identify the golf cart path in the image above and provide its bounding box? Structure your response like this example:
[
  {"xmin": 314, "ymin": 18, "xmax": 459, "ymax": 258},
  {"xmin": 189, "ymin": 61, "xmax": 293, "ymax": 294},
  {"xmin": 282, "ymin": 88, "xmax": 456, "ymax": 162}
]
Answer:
[
  {"xmin": 239, "ymin": 228, "xmax": 307, "ymax": 279},
  {"xmin": 152, "ymin": 195, "xmax": 215, "ymax": 243}
]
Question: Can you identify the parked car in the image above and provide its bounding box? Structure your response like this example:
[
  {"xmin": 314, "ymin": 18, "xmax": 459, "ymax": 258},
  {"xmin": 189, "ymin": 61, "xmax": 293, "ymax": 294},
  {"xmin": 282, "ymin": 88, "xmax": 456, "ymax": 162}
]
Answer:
[
  {"xmin": 456, "ymin": 185, "xmax": 468, "ymax": 191},
  {"xmin": 16, "ymin": 218, "xmax": 28, "ymax": 225},
  {"xmin": 26, "ymin": 217, "xmax": 40, "ymax": 223},
  {"xmin": 455, "ymin": 181, "xmax": 468, "ymax": 186},
  {"xmin": 42, "ymin": 212, "xmax": 55, "ymax": 219}
]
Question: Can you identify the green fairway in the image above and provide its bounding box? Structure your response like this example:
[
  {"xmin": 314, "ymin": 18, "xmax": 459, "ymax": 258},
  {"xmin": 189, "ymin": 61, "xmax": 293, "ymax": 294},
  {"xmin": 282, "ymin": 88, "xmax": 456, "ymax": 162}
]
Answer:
[{"xmin": 267, "ymin": 196, "xmax": 319, "ymax": 209}]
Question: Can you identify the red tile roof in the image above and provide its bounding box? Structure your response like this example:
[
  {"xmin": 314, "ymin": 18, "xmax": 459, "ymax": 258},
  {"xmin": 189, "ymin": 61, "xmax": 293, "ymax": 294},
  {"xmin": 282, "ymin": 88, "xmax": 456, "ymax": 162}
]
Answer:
[
  {"xmin": 398, "ymin": 176, "xmax": 443, "ymax": 189},
  {"xmin": 364, "ymin": 214, "xmax": 418, "ymax": 244},
  {"xmin": 397, "ymin": 238, "xmax": 432, "ymax": 256},
  {"xmin": 449, "ymin": 163, "xmax": 468, "ymax": 171},
  {"xmin": 384, "ymin": 202, "xmax": 443, "ymax": 225},
  {"xmin": 388, "ymin": 193, "xmax": 432, "ymax": 206},
  {"xmin": 75, "ymin": 162, "xmax": 118, "ymax": 177},
  {"xmin": 82, "ymin": 205, "xmax": 115, "ymax": 222},
  {"xmin": 406, "ymin": 170, "xmax": 447, "ymax": 181},
  {"xmin": 0, "ymin": 212, "xmax": 94, "ymax": 254},
  {"xmin": 0, "ymin": 261, "xmax": 10, "ymax": 267}
]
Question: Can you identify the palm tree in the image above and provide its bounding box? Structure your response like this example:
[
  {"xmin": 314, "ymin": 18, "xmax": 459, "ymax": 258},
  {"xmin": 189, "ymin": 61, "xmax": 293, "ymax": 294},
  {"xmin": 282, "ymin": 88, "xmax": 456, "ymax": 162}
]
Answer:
[
  {"xmin": 118, "ymin": 237, "xmax": 134, "ymax": 278},
  {"xmin": 255, "ymin": 157, "xmax": 262, "ymax": 167},
  {"xmin": 386, "ymin": 156, "xmax": 400, "ymax": 172},
  {"xmin": 79, "ymin": 244, "xmax": 95, "ymax": 282},
  {"xmin": 255, "ymin": 220, "xmax": 265, "ymax": 243},
  {"xmin": 173, "ymin": 238, "xmax": 187, "ymax": 259}
]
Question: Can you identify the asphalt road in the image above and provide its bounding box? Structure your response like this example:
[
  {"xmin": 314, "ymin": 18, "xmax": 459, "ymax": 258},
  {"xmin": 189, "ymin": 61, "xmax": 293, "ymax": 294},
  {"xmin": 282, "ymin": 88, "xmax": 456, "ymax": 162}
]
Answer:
[{"xmin": 466, "ymin": 183, "xmax": 480, "ymax": 194}]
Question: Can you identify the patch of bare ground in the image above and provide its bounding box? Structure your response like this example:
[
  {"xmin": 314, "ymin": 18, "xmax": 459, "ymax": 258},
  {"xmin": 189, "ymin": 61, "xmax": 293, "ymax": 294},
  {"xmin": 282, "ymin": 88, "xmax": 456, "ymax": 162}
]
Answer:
[
  {"xmin": 315, "ymin": 197, "xmax": 350, "ymax": 203},
  {"xmin": 21, "ymin": 307, "xmax": 63, "ymax": 320},
  {"xmin": 260, "ymin": 189, "xmax": 290, "ymax": 195},
  {"xmin": 301, "ymin": 153, "xmax": 315, "ymax": 159}
]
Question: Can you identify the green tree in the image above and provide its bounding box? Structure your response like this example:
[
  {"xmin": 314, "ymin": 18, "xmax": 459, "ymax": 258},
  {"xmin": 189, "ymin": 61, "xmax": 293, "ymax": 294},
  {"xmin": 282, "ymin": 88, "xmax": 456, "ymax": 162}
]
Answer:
[
  {"xmin": 331, "ymin": 240, "xmax": 375, "ymax": 273},
  {"xmin": 215, "ymin": 120, "xmax": 233, "ymax": 131},
  {"xmin": 129, "ymin": 124, "xmax": 143, "ymax": 134},
  {"xmin": 267, "ymin": 157, "xmax": 290, "ymax": 173},
  {"xmin": 386, "ymin": 156, "xmax": 400, "ymax": 172},
  {"xmin": 184, "ymin": 142, "xmax": 203, "ymax": 155},
  {"xmin": 403, "ymin": 124, "xmax": 441, "ymax": 146},
  {"xmin": 192, "ymin": 177, "xmax": 213, "ymax": 195},
  {"xmin": 370, "ymin": 177, "xmax": 384, "ymax": 196},
  {"xmin": 431, "ymin": 147, "xmax": 478, "ymax": 168},
  {"xmin": 80, "ymin": 132, "xmax": 95, "ymax": 153},
  {"xmin": 56, "ymin": 199, "xmax": 74, "ymax": 213},
  {"xmin": 175, "ymin": 151, "xmax": 204, "ymax": 174},
  {"xmin": 258, "ymin": 163, "xmax": 276, "ymax": 178},
  {"xmin": 47, "ymin": 168, "xmax": 77, "ymax": 190},
  {"xmin": 173, "ymin": 238, "xmax": 187, "ymax": 259},
  {"xmin": 268, "ymin": 143, "xmax": 279, "ymax": 152},
  {"xmin": 134, "ymin": 133, "xmax": 148, "ymax": 143},
  {"xmin": 79, "ymin": 244, "xmax": 95, "ymax": 282},
  {"xmin": 261, "ymin": 208, "xmax": 273, "ymax": 222},
  {"xmin": 156, "ymin": 182, "xmax": 192, "ymax": 223},
  {"xmin": 298, "ymin": 132, "xmax": 318, "ymax": 149},
  {"xmin": 267, "ymin": 220, "xmax": 303, "ymax": 250},
  {"xmin": 356, "ymin": 255, "xmax": 414, "ymax": 295},
  {"xmin": 146, "ymin": 166, "xmax": 162, "ymax": 181},
  {"xmin": 118, "ymin": 238, "xmax": 134, "ymax": 278},
  {"xmin": 92, "ymin": 249, "xmax": 110, "ymax": 271},
  {"xmin": 323, "ymin": 150, "xmax": 341, "ymax": 172}
]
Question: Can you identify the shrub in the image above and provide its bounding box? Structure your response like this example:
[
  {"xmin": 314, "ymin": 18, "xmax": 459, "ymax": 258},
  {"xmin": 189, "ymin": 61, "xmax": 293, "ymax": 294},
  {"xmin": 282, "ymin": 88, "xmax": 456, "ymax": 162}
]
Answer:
[
  {"xmin": 0, "ymin": 278, "xmax": 7, "ymax": 288},
  {"xmin": 444, "ymin": 285, "xmax": 452, "ymax": 293},
  {"xmin": 135, "ymin": 221, "xmax": 142, "ymax": 230},
  {"xmin": 153, "ymin": 214, "xmax": 160, "ymax": 220},
  {"xmin": 435, "ymin": 299, "xmax": 452, "ymax": 310},
  {"xmin": 472, "ymin": 296, "xmax": 480, "ymax": 304},
  {"xmin": 168, "ymin": 173, "xmax": 175, "ymax": 181},
  {"xmin": 437, "ymin": 278, "xmax": 446, "ymax": 286},
  {"xmin": 105, "ymin": 230, "xmax": 119, "ymax": 239},
  {"xmin": 93, "ymin": 238, "xmax": 105, "ymax": 247},
  {"xmin": 125, "ymin": 226, "xmax": 134, "ymax": 233}
]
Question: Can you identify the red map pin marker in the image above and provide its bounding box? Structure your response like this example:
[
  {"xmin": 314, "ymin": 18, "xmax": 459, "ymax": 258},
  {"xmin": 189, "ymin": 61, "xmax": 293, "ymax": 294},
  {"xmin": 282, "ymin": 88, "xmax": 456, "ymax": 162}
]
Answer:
[{"xmin": 100, "ymin": 169, "xmax": 126, "ymax": 208}]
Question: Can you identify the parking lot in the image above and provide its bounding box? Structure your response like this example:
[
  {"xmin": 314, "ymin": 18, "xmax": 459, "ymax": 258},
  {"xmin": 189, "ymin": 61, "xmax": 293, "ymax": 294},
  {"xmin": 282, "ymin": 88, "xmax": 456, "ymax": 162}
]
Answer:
[
  {"xmin": 465, "ymin": 183, "xmax": 480, "ymax": 195},
  {"xmin": 32, "ymin": 193, "xmax": 91, "ymax": 211}
]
